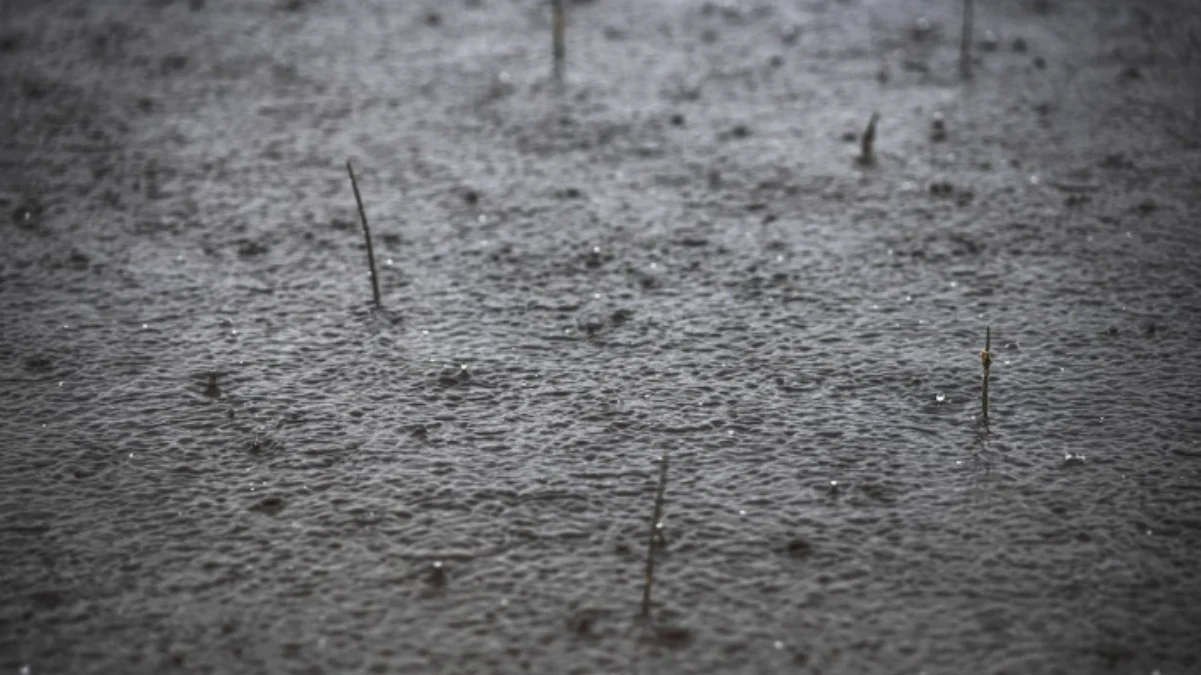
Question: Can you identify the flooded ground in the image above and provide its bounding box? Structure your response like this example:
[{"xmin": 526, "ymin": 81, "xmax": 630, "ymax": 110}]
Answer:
[{"xmin": 2, "ymin": 0, "xmax": 1201, "ymax": 673}]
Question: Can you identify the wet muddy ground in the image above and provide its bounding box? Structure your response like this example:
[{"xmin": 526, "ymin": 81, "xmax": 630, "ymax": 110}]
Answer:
[{"xmin": 2, "ymin": 0, "xmax": 1201, "ymax": 673}]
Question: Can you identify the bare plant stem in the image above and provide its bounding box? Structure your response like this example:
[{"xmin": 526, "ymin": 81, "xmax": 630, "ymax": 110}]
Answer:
[
  {"xmin": 346, "ymin": 160, "xmax": 381, "ymax": 308},
  {"xmin": 858, "ymin": 112, "xmax": 880, "ymax": 166},
  {"xmin": 960, "ymin": 0, "xmax": 975, "ymax": 79},
  {"xmin": 551, "ymin": 0, "xmax": 565, "ymax": 83},
  {"xmin": 980, "ymin": 325, "xmax": 993, "ymax": 422},
  {"xmin": 640, "ymin": 452, "xmax": 670, "ymax": 619}
]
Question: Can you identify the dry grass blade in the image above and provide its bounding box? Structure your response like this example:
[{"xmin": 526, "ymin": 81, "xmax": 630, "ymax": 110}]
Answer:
[
  {"xmin": 346, "ymin": 159, "xmax": 382, "ymax": 308},
  {"xmin": 980, "ymin": 325, "xmax": 993, "ymax": 422},
  {"xmin": 960, "ymin": 0, "xmax": 975, "ymax": 79},
  {"xmin": 551, "ymin": 0, "xmax": 565, "ymax": 83},
  {"xmin": 640, "ymin": 452, "xmax": 670, "ymax": 619}
]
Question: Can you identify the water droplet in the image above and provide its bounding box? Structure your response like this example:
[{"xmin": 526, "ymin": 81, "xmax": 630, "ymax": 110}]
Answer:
[
  {"xmin": 773, "ymin": 641, "xmax": 784, "ymax": 650},
  {"xmin": 935, "ymin": 394, "xmax": 946, "ymax": 403},
  {"xmin": 19, "ymin": 665, "xmax": 31, "ymax": 675},
  {"xmin": 478, "ymin": 214, "xmax": 487, "ymax": 225},
  {"xmin": 738, "ymin": 509, "xmax": 747, "ymax": 516},
  {"xmin": 1029, "ymin": 174, "xmax": 1040, "ymax": 185},
  {"xmin": 141, "ymin": 323, "xmax": 149, "ymax": 329},
  {"xmin": 385, "ymin": 258, "xmax": 393, "ymax": 266}
]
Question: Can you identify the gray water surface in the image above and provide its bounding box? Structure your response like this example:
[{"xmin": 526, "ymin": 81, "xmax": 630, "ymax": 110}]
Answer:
[{"xmin": 2, "ymin": 0, "xmax": 1200, "ymax": 673}]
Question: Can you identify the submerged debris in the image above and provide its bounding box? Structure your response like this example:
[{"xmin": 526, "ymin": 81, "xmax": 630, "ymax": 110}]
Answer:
[
  {"xmin": 204, "ymin": 372, "xmax": 221, "ymax": 398},
  {"xmin": 930, "ymin": 112, "xmax": 947, "ymax": 142}
]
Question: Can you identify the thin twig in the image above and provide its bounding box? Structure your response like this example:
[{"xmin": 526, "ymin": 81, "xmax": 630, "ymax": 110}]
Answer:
[
  {"xmin": 346, "ymin": 160, "xmax": 381, "ymax": 308},
  {"xmin": 857, "ymin": 112, "xmax": 880, "ymax": 166},
  {"xmin": 551, "ymin": 0, "xmax": 565, "ymax": 83},
  {"xmin": 640, "ymin": 452, "xmax": 670, "ymax": 619},
  {"xmin": 960, "ymin": 0, "xmax": 974, "ymax": 79},
  {"xmin": 980, "ymin": 325, "xmax": 993, "ymax": 422}
]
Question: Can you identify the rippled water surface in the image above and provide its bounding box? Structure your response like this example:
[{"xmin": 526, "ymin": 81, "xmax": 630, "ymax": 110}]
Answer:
[{"xmin": 2, "ymin": 0, "xmax": 1200, "ymax": 673}]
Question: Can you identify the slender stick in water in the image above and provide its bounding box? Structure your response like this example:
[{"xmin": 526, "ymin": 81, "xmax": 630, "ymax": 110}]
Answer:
[
  {"xmin": 551, "ymin": 0, "xmax": 565, "ymax": 83},
  {"xmin": 980, "ymin": 325, "xmax": 993, "ymax": 422},
  {"xmin": 960, "ymin": 0, "xmax": 974, "ymax": 79},
  {"xmin": 857, "ymin": 112, "xmax": 880, "ymax": 166},
  {"xmin": 346, "ymin": 160, "xmax": 381, "ymax": 308},
  {"xmin": 640, "ymin": 452, "xmax": 670, "ymax": 619}
]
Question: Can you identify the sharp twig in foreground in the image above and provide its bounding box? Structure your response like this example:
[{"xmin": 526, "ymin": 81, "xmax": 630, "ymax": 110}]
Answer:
[
  {"xmin": 346, "ymin": 159, "xmax": 381, "ymax": 308},
  {"xmin": 640, "ymin": 451, "xmax": 670, "ymax": 619},
  {"xmin": 980, "ymin": 325, "xmax": 993, "ymax": 422}
]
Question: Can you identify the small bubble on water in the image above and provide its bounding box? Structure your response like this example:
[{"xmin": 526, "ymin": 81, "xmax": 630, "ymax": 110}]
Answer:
[
  {"xmin": 478, "ymin": 214, "xmax": 487, "ymax": 225},
  {"xmin": 385, "ymin": 258, "xmax": 393, "ymax": 266},
  {"xmin": 141, "ymin": 323, "xmax": 149, "ymax": 330},
  {"xmin": 935, "ymin": 394, "xmax": 946, "ymax": 403},
  {"xmin": 739, "ymin": 509, "xmax": 747, "ymax": 516},
  {"xmin": 773, "ymin": 640, "xmax": 784, "ymax": 650},
  {"xmin": 1029, "ymin": 174, "xmax": 1040, "ymax": 185},
  {"xmin": 20, "ymin": 664, "xmax": 31, "ymax": 675}
]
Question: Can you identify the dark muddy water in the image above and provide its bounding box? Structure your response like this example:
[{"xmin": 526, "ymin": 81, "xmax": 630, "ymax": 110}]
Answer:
[{"xmin": 2, "ymin": 0, "xmax": 1201, "ymax": 673}]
